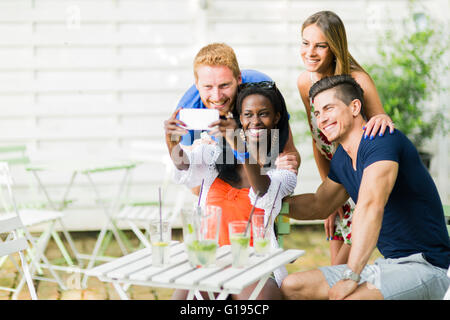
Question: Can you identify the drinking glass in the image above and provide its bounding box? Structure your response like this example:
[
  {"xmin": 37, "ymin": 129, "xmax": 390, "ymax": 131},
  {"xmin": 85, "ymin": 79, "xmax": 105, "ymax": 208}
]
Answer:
[
  {"xmin": 252, "ymin": 214, "xmax": 270, "ymax": 256},
  {"xmin": 149, "ymin": 219, "xmax": 171, "ymax": 267},
  {"xmin": 182, "ymin": 205, "xmax": 221, "ymax": 267},
  {"xmin": 229, "ymin": 221, "xmax": 250, "ymax": 268}
]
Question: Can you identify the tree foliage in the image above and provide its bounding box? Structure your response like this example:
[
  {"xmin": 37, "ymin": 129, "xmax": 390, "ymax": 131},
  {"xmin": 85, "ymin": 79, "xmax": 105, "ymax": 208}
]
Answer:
[{"xmin": 365, "ymin": 2, "xmax": 449, "ymax": 149}]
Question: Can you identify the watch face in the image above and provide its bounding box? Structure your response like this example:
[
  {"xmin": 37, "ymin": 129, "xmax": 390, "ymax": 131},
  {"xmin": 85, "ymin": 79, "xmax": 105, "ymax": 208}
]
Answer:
[
  {"xmin": 343, "ymin": 269, "xmax": 352, "ymax": 278},
  {"xmin": 342, "ymin": 268, "xmax": 359, "ymax": 282}
]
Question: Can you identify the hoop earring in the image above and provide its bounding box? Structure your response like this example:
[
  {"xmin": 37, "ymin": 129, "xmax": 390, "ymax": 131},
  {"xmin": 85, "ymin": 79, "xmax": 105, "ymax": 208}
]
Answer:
[
  {"xmin": 272, "ymin": 128, "xmax": 279, "ymax": 145},
  {"xmin": 240, "ymin": 129, "xmax": 246, "ymax": 143},
  {"xmin": 270, "ymin": 127, "xmax": 279, "ymax": 153}
]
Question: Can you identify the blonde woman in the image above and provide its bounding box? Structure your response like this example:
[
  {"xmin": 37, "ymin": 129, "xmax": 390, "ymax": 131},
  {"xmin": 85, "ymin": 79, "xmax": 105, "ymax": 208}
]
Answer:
[{"xmin": 297, "ymin": 11, "xmax": 394, "ymax": 265}]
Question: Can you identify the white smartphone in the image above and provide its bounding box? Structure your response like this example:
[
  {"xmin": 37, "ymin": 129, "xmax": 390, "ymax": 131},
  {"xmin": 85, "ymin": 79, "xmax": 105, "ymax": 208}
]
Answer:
[{"xmin": 178, "ymin": 109, "xmax": 219, "ymax": 130}]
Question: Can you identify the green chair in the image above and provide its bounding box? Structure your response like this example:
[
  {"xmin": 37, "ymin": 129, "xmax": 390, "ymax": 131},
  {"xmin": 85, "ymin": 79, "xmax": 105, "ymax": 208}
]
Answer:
[
  {"xmin": 444, "ymin": 204, "xmax": 450, "ymax": 237},
  {"xmin": 275, "ymin": 202, "xmax": 290, "ymax": 249}
]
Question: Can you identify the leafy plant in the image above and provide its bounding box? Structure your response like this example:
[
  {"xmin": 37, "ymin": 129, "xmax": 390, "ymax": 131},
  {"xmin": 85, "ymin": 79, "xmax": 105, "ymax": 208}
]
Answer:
[{"xmin": 365, "ymin": 1, "xmax": 449, "ymax": 150}]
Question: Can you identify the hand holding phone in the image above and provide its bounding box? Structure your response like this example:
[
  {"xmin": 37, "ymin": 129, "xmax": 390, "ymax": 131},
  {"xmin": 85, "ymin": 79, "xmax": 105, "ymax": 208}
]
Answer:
[{"xmin": 178, "ymin": 109, "xmax": 219, "ymax": 130}]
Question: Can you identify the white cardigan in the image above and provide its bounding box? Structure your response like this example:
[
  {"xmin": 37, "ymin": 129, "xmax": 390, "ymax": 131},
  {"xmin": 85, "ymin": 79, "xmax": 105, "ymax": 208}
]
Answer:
[{"xmin": 172, "ymin": 141, "xmax": 297, "ymax": 287}]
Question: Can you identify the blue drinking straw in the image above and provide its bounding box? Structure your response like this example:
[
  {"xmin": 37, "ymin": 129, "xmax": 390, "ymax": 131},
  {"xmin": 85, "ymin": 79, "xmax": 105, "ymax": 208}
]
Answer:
[{"xmin": 198, "ymin": 179, "xmax": 204, "ymax": 207}]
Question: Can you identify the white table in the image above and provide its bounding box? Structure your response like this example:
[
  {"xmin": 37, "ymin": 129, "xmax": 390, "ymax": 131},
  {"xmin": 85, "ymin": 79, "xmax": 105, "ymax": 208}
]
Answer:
[{"xmin": 87, "ymin": 241, "xmax": 304, "ymax": 300}]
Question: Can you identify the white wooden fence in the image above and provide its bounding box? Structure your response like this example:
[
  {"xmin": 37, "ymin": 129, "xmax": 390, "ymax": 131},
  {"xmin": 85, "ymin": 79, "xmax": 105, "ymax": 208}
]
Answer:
[{"xmin": 0, "ymin": 0, "xmax": 448, "ymax": 230}]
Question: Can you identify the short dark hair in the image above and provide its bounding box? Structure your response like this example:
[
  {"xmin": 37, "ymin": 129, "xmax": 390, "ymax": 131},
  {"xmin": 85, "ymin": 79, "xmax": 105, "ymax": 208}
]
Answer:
[{"xmin": 309, "ymin": 74, "xmax": 366, "ymax": 119}]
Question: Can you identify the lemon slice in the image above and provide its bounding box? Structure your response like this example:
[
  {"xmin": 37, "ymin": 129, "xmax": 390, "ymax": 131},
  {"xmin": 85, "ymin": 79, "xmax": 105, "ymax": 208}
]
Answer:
[
  {"xmin": 230, "ymin": 236, "xmax": 249, "ymax": 247},
  {"xmin": 153, "ymin": 241, "xmax": 169, "ymax": 247},
  {"xmin": 255, "ymin": 239, "xmax": 268, "ymax": 248}
]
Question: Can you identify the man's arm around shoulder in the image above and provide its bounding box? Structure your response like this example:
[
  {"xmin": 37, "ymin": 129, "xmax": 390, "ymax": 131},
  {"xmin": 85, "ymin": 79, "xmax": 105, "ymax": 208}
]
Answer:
[{"xmin": 286, "ymin": 177, "xmax": 349, "ymax": 221}]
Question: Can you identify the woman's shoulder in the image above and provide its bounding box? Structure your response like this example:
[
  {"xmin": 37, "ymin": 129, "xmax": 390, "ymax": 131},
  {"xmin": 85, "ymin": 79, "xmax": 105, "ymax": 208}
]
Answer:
[
  {"xmin": 296, "ymin": 71, "xmax": 311, "ymax": 105},
  {"xmin": 350, "ymin": 70, "xmax": 376, "ymax": 89},
  {"xmin": 297, "ymin": 71, "xmax": 310, "ymax": 91}
]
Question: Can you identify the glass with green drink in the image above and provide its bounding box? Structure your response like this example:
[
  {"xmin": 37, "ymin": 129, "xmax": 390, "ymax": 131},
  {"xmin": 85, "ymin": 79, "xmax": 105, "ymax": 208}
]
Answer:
[
  {"xmin": 181, "ymin": 205, "xmax": 221, "ymax": 268},
  {"xmin": 252, "ymin": 214, "xmax": 270, "ymax": 256},
  {"xmin": 229, "ymin": 221, "xmax": 250, "ymax": 268}
]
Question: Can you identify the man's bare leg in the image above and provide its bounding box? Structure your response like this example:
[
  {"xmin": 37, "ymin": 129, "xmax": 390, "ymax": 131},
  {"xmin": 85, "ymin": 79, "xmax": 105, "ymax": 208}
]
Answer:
[
  {"xmin": 330, "ymin": 241, "xmax": 351, "ymax": 265},
  {"xmin": 281, "ymin": 270, "xmax": 384, "ymax": 300},
  {"xmin": 232, "ymin": 278, "xmax": 282, "ymax": 300},
  {"xmin": 281, "ymin": 270, "xmax": 330, "ymax": 300},
  {"xmin": 343, "ymin": 282, "xmax": 384, "ymax": 300}
]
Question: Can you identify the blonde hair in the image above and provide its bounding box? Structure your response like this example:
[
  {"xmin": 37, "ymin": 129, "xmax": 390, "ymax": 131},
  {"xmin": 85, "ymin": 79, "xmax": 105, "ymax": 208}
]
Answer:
[
  {"xmin": 302, "ymin": 11, "xmax": 364, "ymax": 75},
  {"xmin": 193, "ymin": 43, "xmax": 241, "ymax": 80}
]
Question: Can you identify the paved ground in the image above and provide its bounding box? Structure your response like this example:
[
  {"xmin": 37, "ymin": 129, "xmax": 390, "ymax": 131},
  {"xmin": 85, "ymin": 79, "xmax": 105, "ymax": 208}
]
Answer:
[{"xmin": 0, "ymin": 225, "xmax": 382, "ymax": 300}]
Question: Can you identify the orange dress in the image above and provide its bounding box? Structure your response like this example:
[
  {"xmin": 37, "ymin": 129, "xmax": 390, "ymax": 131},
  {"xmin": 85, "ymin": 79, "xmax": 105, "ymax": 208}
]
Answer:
[{"xmin": 205, "ymin": 177, "xmax": 264, "ymax": 247}]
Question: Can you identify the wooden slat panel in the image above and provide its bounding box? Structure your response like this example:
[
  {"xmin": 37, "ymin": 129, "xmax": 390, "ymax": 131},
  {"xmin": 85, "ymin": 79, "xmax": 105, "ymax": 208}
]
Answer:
[
  {"xmin": 174, "ymin": 252, "xmax": 232, "ymax": 286},
  {"xmin": 129, "ymin": 251, "xmax": 189, "ymax": 281},
  {"xmin": 106, "ymin": 243, "xmax": 185, "ymax": 279},
  {"xmin": 0, "ymin": 1, "xmax": 194, "ymax": 22},
  {"xmin": 222, "ymin": 249, "xmax": 304, "ymax": 291},
  {"xmin": 0, "ymin": 0, "xmax": 446, "ymax": 231},
  {"xmin": 86, "ymin": 247, "xmax": 153, "ymax": 277}
]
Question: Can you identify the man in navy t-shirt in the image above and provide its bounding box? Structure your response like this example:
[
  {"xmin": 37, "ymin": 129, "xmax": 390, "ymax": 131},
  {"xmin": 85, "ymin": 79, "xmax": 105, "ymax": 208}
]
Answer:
[{"xmin": 281, "ymin": 75, "xmax": 450, "ymax": 300}]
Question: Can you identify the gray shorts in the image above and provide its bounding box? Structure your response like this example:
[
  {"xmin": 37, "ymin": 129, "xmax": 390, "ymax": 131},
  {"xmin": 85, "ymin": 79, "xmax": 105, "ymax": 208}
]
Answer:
[{"xmin": 319, "ymin": 253, "xmax": 450, "ymax": 300}]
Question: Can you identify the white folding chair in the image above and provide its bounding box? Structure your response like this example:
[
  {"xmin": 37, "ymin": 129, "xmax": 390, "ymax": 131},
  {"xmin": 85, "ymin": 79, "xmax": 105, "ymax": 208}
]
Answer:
[
  {"xmin": 114, "ymin": 171, "xmax": 187, "ymax": 247},
  {"xmin": 0, "ymin": 150, "xmax": 72, "ymax": 294},
  {"xmin": 114, "ymin": 141, "xmax": 190, "ymax": 246},
  {"xmin": 0, "ymin": 145, "xmax": 83, "ymax": 270},
  {"xmin": 81, "ymin": 142, "xmax": 189, "ymax": 284},
  {"xmin": 80, "ymin": 142, "xmax": 191, "ymax": 289},
  {"xmin": 0, "ymin": 162, "xmax": 38, "ymax": 299}
]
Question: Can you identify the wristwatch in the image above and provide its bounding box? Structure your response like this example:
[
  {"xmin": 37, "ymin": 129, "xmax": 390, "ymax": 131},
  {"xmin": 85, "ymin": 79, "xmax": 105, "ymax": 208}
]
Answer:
[{"xmin": 341, "ymin": 267, "xmax": 361, "ymax": 282}]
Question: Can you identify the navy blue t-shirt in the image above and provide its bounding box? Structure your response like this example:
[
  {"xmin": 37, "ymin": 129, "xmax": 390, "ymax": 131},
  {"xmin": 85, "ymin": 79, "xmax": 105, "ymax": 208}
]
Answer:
[
  {"xmin": 176, "ymin": 69, "xmax": 272, "ymax": 146},
  {"xmin": 328, "ymin": 129, "xmax": 450, "ymax": 269}
]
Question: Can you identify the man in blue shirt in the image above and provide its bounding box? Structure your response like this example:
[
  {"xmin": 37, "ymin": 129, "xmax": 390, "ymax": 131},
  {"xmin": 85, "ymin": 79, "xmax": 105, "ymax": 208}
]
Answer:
[
  {"xmin": 281, "ymin": 75, "xmax": 450, "ymax": 300},
  {"xmin": 177, "ymin": 69, "xmax": 272, "ymax": 145}
]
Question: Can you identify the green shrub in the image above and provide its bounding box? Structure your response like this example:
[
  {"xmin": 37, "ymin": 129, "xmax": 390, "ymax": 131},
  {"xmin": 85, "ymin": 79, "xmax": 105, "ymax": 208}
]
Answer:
[{"xmin": 365, "ymin": 2, "xmax": 449, "ymax": 150}]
